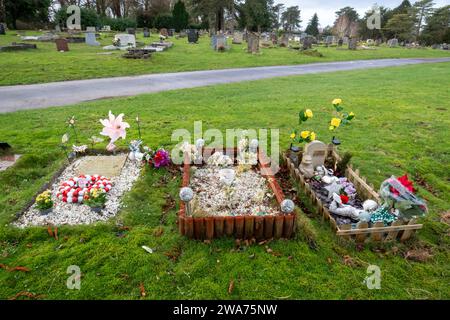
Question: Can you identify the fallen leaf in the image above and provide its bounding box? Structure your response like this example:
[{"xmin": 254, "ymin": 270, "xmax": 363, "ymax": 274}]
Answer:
[
  {"xmin": 139, "ymin": 283, "xmax": 146, "ymax": 297},
  {"xmin": 153, "ymin": 227, "xmax": 164, "ymax": 237},
  {"xmin": 405, "ymin": 248, "xmax": 433, "ymax": 262},
  {"xmin": 228, "ymin": 279, "xmax": 235, "ymax": 295},
  {"xmin": 26, "ymin": 243, "xmax": 32, "ymax": 248},
  {"xmin": 47, "ymin": 226, "xmax": 53, "ymax": 238},
  {"xmin": 9, "ymin": 266, "xmax": 30, "ymax": 272}
]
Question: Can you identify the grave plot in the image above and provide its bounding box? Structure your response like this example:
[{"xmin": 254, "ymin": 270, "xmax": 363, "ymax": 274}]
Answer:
[
  {"xmin": 14, "ymin": 153, "xmax": 142, "ymax": 227},
  {"xmin": 178, "ymin": 143, "xmax": 297, "ymax": 240},
  {"xmin": 285, "ymin": 102, "xmax": 426, "ymax": 243}
]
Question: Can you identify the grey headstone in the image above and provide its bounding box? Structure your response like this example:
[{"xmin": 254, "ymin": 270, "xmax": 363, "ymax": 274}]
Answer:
[
  {"xmin": 348, "ymin": 38, "xmax": 357, "ymax": 50},
  {"xmin": 86, "ymin": 26, "xmax": 96, "ymax": 32},
  {"xmin": 127, "ymin": 28, "xmax": 136, "ymax": 35},
  {"xmin": 143, "ymin": 28, "xmax": 150, "ymax": 38},
  {"xmin": 0, "ymin": 23, "xmax": 5, "ymax": 35},
  {"xmin": 232, "ymin": 31, "xmax": 243, "ymax": 44},
  {"xmin": 85, "ymin": 32, "xmax": 100, "ymax": 46},
  {"xmin": 187, "ymin": 29, "xmax": 198, "ymax": 43}
]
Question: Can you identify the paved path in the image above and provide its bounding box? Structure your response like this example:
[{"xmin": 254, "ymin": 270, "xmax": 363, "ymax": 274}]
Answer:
[{"xmin": 1, "ymin": 58, "xmax": 449, "ymax": 113}]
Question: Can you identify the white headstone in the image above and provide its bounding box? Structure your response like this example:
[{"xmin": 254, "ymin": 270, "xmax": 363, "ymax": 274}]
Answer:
[
  {"xmin": 114, "ymin": 34, "xmax": 136, "ymax": 48},
  {"xmin": 303, "ymin": 140, "xmax": 328, "ymax": 168},
  {"xmin": 86, "ymin": 26, "xmax": 96, "ymax": 32}
]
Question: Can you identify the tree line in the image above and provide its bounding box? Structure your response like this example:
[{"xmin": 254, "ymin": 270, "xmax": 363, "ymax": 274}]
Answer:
[{"xmin": 0, "ymin": 0, "xmax": 448, "ymax": 44}]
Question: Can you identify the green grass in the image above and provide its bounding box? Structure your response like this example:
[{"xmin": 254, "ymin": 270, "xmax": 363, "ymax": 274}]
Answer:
[
  {"xmin": 0, "ymin": 62, "xmax": 449, "ymax": 300},
  {"xmin": 0, "ymin": 30, "xmax": 450, "ymax": 86}
]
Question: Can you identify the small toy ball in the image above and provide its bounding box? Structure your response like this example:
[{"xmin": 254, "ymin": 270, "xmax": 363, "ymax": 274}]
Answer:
[
  {"xmin": 179, "ymin": 187, "xmax": 194, "ymax": 202},
  {"xmin": 281, "ymin": 199, "xmax": 295, "ymax": 214},
  {"xmin": 362, "ymin": 199, "xmax": 378, "ymax": 212}
]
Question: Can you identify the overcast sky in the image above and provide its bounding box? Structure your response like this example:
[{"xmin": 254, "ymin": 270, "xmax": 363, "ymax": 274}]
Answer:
[{"xmin": 275, "ymin": 0, "xmax": 449, "ymax": 27}]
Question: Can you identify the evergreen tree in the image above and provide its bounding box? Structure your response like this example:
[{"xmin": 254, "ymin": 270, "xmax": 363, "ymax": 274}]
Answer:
[
  {"xmin": 305, "ymin": 13, "xmax": 319, "ymax": 36},
  {"xmin": 421, "ymin": 5, "xmax": 450, "ymax": 44},
  {"xmin": 385, "ymin": 13, "xmax": 415, "ymax": 41},
  {"xmin": 281, "ymin": 6, "xmax": 301, "ymax": 32},
  {"xmin": 412, "ymin": 0, "xmax": 435, "ymax": 40},
  {"xmin": 172, "ymin": 1, "xmax": 189, "ymax": 32}
]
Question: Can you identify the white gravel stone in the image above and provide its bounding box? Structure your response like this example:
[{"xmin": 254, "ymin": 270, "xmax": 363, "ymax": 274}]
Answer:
[
  {"xmin": 13, "ymin": 155, "xmax": 142, "ymax": 228},
  {"xmin": 190, "ymin": 166, "xmax": 277, "ymax": 216}
]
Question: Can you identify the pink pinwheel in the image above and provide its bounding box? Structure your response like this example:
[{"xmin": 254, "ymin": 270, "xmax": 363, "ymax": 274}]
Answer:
[{"xmin": 100, "ymin": 111, "xmax": 130, "ymax": 144}]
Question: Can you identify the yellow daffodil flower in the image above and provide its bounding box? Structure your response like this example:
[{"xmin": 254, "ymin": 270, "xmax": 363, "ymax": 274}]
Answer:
[
  {"xmin": 290, "ymin": 132, "xmax": 296, "ymax": 139},
  {"xmin": 330, "ymin": 118, "xmax": 341, "ymax": 128},
  {"xmin": 329, "ymin": 125, "xmax": 335, "ymax": 131},
  {"xmin": 300, "ymin": 131, "xmax": 310, "ymax": 139},
  {"xmin": 310, "ymin": 132, "xmax": 316, "ymax": 141},
  {"xmin": 305, "ymin": 109, "xmax": 313, "ymax": 118},
  {"xmin": 332, "ymin": 98, "xmax": 342, "ymax": 105}
]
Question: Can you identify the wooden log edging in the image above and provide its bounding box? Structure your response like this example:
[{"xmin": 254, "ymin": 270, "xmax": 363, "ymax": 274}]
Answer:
[
  {"xmin": 178, "ymin": 148, "xmax": 297, "ymax": 240},
  {"xmin": 283, "ymin": 148, "xmax": 423, "ymax": 243}
]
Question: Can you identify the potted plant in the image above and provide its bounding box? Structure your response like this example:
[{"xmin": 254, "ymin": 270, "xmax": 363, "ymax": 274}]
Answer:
[
  {"xmin": 35, "ymin": 190, "xmax": 54, "ymax": 215},
  {"xmin": 84, "ymin": 188, "xmax": 107, "ymax": 213}
]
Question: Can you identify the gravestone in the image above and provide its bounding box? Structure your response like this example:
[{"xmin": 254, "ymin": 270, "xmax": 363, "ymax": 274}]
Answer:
[
  {"xmin": 0, "ymin": 42, "xmax": 37, "ymax": 52},
  {"xmin": 366, "ymin": 39, "xmax": 374, "ymax": 46},
  {"xmin": 342, "ymin": 36, "xmax": 349, "ymax": 45},
  {"xmin": 85, "ymin": 32, "xmax": 100, "ymax": 46},
  {"xmin": 160, "ymin": 28, "xmax": 169, "ymax": 37},
  {"xmin": 388, "ymin": 38, "xmax": 398, "ymax": 47},
  {"xmin": 114, "ymin": 34, "xmax": 136, "ymax": 48},
  {"xmin": 86, "ymin": 26, "xmax": 96, "ymax": 32},
  {"xmin": 75, "ymin": 155, "xmax": 127, "ymax": 178},
  {"xmin": 325, "ymin": 35, "xmax": 335, "ymax": 46},
  {"xmin": 375, "ymin": 38, "xmax": 382, "ymax": 46},
  {"xmin": 303, "ymin": 141, "xmax": 327, "ymax": 169},
  {"xmin": 302, "ymin": 37, "xmax": 313, "ymax": 50},
  {"xmin": 101, "ymin": 25, "xmax": 111, "ymax": 32},
  {"xmin": 279, "ymin": 34, "xmax": 289, "ymax": 47},
  {"xmin": 442, "ymin": 43, "xmax": 449, "ymax": 50},
  {"xmin": 143, "ymin": 28, "xmax": 150, "ymax": 38},
  {"xmin": 271, "ymin": 33, "xmax": 278, "ymax": 45},
  {"xmin": 211, "ymin": 34, "xmax": 227, "ymax": 50},
  {"xmin": 232, "ymin": 31, "xmax": 243, "ymax": 44},
  {"xmin": 55, "ymin": 38, "xmax": 69, "ymax": 52},
  {"xmin": 55, "ymin": 24, "xmax": 62, "ymax": 33},
  {"xmin": 187, "ymin": 29, "xmax": 198, "ymax": 43},
  {"xmin": 348, "ymin": 38, "xmax": 357, "ymax": 50},
  {"xmin": 247, "ymin": 32, "xmax": 260, "ymax": 54},
  {"xmin": 127, "ymin": 28, "xmax": 136, "ymax": 35},
  {"xmin": 0, "ymin": 23, "xmax": 5, "ymax": 35},
  {"xmin": 337, "ymin": 38, "xmax": 343, "ymax": 47}
]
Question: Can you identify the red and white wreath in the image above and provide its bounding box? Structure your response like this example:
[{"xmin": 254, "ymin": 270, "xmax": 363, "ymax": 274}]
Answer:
[{"xmin": 57, "ymin": 175, "xmax": 112, "ymax": 203}]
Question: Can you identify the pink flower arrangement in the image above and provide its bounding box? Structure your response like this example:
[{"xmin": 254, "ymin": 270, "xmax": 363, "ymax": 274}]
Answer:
[{"xmin": 100, "ymin": 111, "xmax": 130, "ymax": 149}]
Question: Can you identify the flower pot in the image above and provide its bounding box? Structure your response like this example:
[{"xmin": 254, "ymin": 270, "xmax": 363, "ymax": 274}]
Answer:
[{"xmin": 39, "ymin": 208, "xmax": 53, "ymax": 215}]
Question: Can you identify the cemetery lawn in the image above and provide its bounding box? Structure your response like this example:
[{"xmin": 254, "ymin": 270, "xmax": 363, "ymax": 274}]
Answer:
[
  {"xmin": 0, "ymin": 31, "xmax": 449, "ymax": 86},
  {"xmin": 0, "ymin": 62, "xmax": 449, "ymax": 300}
]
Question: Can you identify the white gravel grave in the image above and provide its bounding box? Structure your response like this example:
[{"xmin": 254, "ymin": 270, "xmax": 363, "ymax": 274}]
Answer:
[
  {"xmin": 14, "ymin": 155, "xmax": 142, "ymax": 228},
  {"xmin": 190, "ymin": 166, "xmax": 278, "ymax": 216}
]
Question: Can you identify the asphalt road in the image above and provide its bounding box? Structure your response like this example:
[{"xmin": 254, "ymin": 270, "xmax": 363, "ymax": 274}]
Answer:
[{"xmin": 1, "ymin": 58, "xmax": 449, "ymax": 113}]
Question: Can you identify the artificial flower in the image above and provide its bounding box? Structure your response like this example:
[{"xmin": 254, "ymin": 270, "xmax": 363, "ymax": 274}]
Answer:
[
  {"xmin": 153, "ymin": 149, "xmax": 170, "ymax": 168},
  {"xmin": 340, "ymin": 194, "xmax": 349, "ymax": 204},
  {"xmin": 100, "ymin": 111, "xmax": 130, "ymax": 143},
  {"xmin": 332, "ymin": 98, "xmax": 342, "ymax": 105},
  {"xmin": 300, "ymin": 131, "xmax": 310, "ymax": 139},
  {"xmin": 390, "ymin": 174, "xmax": 415, "ymax": 196},
  {"xmin": 310, "ymin": 132, "xmax": 316, "ymax": 141},
  {"xmin": 67, "ymin": 116, "xmax": 76, "ymax": 126},
  {"xmin": 329, "ymin": 125, "xmax": 335, "ymax": 131},
  {"xmin": 330, "ymin": 118, "xmax": 341, "ymax": 128},
  {"xmin": 305, "ymin": 109, "xmax": 313, "ymax": 118},
  {"xmin": 290, "ymin": 132, "xmax": 296, "ymax": 139},
  {"xmin": 89, "ymin": 136, "xmax": 104, "ymax": 144},
  {"xmin": 348, "ymin": 112, "xmax": 355, "ymax": 120}
]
